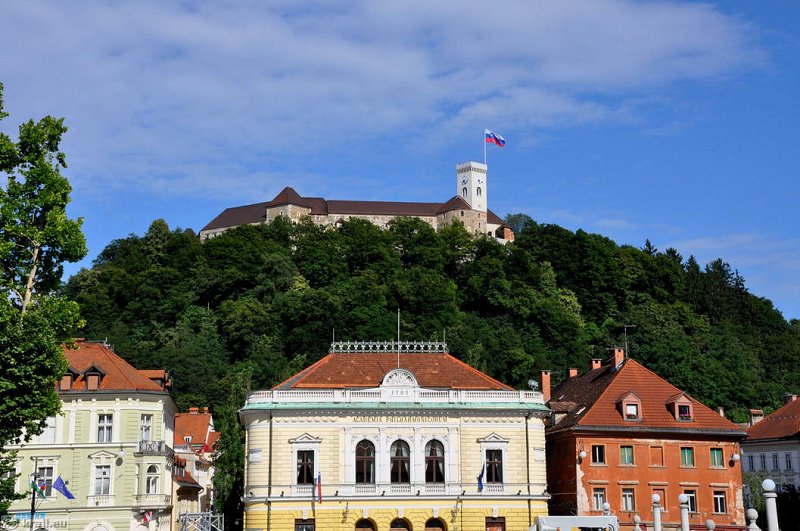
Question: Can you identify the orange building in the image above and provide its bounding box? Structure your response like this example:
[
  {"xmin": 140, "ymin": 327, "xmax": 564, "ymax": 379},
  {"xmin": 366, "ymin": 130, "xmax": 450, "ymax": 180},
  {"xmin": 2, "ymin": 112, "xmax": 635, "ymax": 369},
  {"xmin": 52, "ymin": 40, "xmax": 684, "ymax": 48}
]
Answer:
[{"xmin": 544, "ymin": 349, "xmax": 746, "ymax": 529}]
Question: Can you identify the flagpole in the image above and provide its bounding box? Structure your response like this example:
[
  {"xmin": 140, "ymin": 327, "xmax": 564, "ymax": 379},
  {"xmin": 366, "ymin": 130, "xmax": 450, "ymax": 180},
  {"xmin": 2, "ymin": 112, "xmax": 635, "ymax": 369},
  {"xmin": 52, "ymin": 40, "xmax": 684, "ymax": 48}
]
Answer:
[
  {"xmin": 29, "ymin": 456, "xmax": 38, "ymax": 531},
  {"xmin": 483, "ymin": 130, "xmax": 487, "ymax": 167}
]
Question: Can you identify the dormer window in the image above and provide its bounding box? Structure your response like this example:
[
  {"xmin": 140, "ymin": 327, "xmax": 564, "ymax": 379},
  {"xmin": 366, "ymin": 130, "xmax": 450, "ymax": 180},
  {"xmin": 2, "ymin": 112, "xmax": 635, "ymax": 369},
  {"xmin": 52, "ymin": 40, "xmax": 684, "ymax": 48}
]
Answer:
[
  {"xmin": 83, "ymin": 364, "xmax": 106, "ymax": 391},
  {"xmin": 617, "ymin": 392, "xmax": 642, "ymax": 421},
  {"xmin": 667, "ymin": 393, "xmax": 694, "ymax": 422},
  {"xmin": 59, "ymin": 367, "xmax": 79, "ymax": 391}
]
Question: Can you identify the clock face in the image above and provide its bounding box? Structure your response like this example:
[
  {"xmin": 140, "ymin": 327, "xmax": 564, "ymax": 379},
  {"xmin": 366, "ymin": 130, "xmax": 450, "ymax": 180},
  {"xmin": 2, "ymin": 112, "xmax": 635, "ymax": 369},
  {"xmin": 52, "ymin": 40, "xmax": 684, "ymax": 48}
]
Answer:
[{"xmin": 461, "ymin": 178, "xmax": 468, "ymax": 185}]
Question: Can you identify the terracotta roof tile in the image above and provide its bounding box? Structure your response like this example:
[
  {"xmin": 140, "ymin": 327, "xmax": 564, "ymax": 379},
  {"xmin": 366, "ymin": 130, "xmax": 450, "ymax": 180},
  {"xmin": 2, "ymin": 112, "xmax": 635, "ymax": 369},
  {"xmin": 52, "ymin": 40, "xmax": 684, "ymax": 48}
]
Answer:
[
  {"xmin": 746, "ymin": 398, "xmax": 800, "ymax": 441},
  {"xmin": 274, "ymin": 351, "xmax": 511, "ymax": 390},
  {"xmin": 61, "ymin": 341, "xmax": 167, "ymax": 393},
  {"xmin": 174, "ymin": 410, "xmax": 215, "ymax": 447},
  {"xmin": 549, "ymin": 359, "xmax": 744, "ymax": 435},
  {"xmin": 201, "ymin": 202, "xmax": 269, "ymax": 231}
]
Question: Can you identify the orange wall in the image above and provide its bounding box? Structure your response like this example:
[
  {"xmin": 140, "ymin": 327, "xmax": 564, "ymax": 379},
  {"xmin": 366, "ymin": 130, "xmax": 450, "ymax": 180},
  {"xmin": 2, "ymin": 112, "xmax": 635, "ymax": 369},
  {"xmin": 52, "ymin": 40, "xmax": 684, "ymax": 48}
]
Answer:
[{"xmin": 547, "ymin": 433, "xmax": 744, "ymax": 527}]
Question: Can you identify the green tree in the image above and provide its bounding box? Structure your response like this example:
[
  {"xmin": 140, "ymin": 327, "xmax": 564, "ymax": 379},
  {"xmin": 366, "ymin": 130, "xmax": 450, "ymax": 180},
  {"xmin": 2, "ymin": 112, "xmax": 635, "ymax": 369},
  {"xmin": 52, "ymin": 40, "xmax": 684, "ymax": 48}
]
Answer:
[{"xmin": 0, "ymin": 83, "xmax": 87, "ymax": 518}]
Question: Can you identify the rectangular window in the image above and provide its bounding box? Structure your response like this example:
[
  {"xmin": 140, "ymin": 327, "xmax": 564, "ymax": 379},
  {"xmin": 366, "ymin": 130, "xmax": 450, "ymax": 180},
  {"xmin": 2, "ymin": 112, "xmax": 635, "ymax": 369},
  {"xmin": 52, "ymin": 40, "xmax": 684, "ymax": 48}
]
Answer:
[
  {"xmin": 592, "ymin": 488, "xmax": 606, "ymax": 511},
  {"xmin": 296, "ymin": 450, "xmax": 314, "ymax": 485},
  {"xmin": 772, "ymin": 453, "xmax": 779, "ymax": 471},
  {"xmin": 786, "ymin": 453, "xmax": 793, "ymax": 471},
  {"xmin": 294, "ymin": 519, "xmax": 315, "ymax": 531},
  {"xmin": 591, "ymin": 445, "xmax": 606, "ymax": 464},
  {"xmin": 683, "ymin": 489, "xmax": 697, "ymax": 513},
  {"xmin": 620, "ymin": 446, "xmax": 634, "ymax": 466},
  {"xmin": 760, "ymin": 454, "xmax": 766, "ymax": 470},
  {"xmin": 485, "ymin": 517, "xmax": 506, "ymax": 531},
  {"xmin": 650, "ymin": 446, "xmax": 664, "ymax": 466},
  {"xmin": 678, "ymin": 404, "xmax": 692, "ymax": 420},
  {"xmin": 36, "ymin": 466, "xmax": 53, "ymax": 497},
  {"xmin": 486, "ymin": 449, "xmax": 503, "ymax": 483},
  {"xmin": 94, "ymin": 465, "xmax": 111, "ymax": 495},
  {"xmin": 625, "ymin": 403, "xmax": 639, "ymax": 419},
  {"xmin": 713, "ymin": 491, "xmax": 727, "ymax": 514},
  {"xmin": 39, "ymin": 416, "xmax": 56, "ymax": 444},
  {"xmin": 748, "ymin": 455, "xmax": 755, "ymax": 471},
  {"xmin": 622, "ymin": 488, "xmax": 636, "ymax": 511},
  {"xmin": 680, "ymin": 447, "xmax": 695, "ymax": 467},
  {"xmin": 710, "ymin": 448, "xmax": 724, "ymax": 468},
  {"xmin": 140, "ymin": 414, "xmax": 152, "ymax": 441},
  {"xmin": 98, "ymin": 414, "xmax": 113, "ymax": 443},
  {"xmin": 653, "ymin": 488, "xmax": 666, "ymax": 512}
]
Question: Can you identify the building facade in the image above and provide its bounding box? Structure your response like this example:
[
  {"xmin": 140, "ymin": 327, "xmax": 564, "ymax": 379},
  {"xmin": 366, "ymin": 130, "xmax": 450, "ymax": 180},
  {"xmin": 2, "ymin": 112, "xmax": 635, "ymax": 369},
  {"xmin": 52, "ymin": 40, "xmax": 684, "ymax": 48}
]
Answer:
[
  {"xmin": 239, "ymin": 341, "xmax": 549, "ymax": 531},
  {"xmin": 173, "ymin": 407, "xmax": 219, "ymax": 516},
  {"xmin": 199, "ymin": 162, "xmax": 514, "ymax": 243},
  {"xmin": 6, "ymin": 340, "xmax": 176, "ymax": 531},
  {"xmin": 742, "ymin": 394, "xmax": 800, "ymax": 489},
  {"xmin": 545, "ymin": 349, "xmax": 746, "ymax": 529}
]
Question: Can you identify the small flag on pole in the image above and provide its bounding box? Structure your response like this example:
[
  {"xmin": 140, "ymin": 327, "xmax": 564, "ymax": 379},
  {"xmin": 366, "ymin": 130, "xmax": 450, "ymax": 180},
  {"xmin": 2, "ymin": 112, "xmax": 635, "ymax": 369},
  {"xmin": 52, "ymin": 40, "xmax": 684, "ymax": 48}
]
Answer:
[
  {"xmin": 30, "ymin": 480, "xmax": 46, "ymax": 498},
  {"xmin": 317, "ymin": 472, "xmax": 322, "ymax": 503},
  {"xmin": 485, "ymin": 129, "xmax": 506, "ymax": 147},
  {"xmin": 477, "ymin": 463, "xmax": 485, "ymax": 493},
  {"xmin": 53, "ymin": 476, "xmax": 75, "ymax": 500},
  {"xmin": 143, "ymin": 511, "xmax": 153, "ymax": 523}
]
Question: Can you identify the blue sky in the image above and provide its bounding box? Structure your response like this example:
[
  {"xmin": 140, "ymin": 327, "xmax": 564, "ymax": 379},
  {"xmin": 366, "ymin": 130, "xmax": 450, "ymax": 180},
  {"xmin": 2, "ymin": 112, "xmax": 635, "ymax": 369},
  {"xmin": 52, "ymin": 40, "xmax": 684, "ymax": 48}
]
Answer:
[{"xmin": 1, "ymin": 1, "xmax": 798, "ymax": 319}]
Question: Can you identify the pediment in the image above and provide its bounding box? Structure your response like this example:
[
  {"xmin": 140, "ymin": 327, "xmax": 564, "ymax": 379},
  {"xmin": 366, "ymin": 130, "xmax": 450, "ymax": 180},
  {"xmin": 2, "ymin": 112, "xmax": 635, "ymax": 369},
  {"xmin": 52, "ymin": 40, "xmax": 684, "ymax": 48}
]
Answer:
[
  {"xmin": 617, "ymin": 391, "xmax": 640, "ymax": 402},
  {"xmin": 88, "ymin": 450, "xmax": 118, "ymax": 460},
  {"xmin": 477, "ymin": 433, "xmax": 509, "ymax": 444},
  {"xmin": 381, "ymin": 368, "xmax": 418, "ymax": 388},
  {"xmin": 666, "ymin": 392, "xmax": 692, "ymax": 405},
  {"xmin": 289, "ymin": 433, "xmax": 322, "ymax": 444}
]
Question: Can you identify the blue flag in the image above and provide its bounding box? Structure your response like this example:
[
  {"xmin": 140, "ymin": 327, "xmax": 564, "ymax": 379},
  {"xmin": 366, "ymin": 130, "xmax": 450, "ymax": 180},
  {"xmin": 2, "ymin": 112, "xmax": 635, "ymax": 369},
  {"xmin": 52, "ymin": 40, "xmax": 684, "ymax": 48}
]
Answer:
[
  {"xmin": 52, "ymin": 476, "xmax": 75, "ymax": 500},
  {"xmin": 477, "ymin": 463, "xmax": 485, "ymax": 493}
]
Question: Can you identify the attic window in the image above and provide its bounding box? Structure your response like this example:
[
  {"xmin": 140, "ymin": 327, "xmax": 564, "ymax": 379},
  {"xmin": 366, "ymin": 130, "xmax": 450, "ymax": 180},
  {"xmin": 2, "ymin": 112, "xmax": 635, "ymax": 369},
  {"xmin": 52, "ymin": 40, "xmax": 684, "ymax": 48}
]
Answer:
[
  {"xmin": 625, "ymin": 403, "xmax": 639, "ymax": 420},
  {"xmin": 617, "ymin": 392, "xmax": 642, "ymax": 421},
  {"xmin": 667, "ymin": 393, "xmax": 694, "ymax": 422},
  {"xmin": 59, "ymin": 374, "xmax": 73, "ymax": 391},
  {"xmin": 86, "ymin": 374, "xmax": 100, "ymax": 391},
  {"xmin": 678, "ymin": 405, "xmax": 692, "ymax": 421}
]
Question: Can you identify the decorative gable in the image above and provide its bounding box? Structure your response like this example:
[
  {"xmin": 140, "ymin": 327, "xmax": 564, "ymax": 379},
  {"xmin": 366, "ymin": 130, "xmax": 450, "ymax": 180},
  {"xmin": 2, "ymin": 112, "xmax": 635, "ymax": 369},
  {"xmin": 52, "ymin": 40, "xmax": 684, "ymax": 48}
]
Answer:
[
  {"xmin": 666, "ymin": 392, "xmax": 694, "ymax": 421},
  {"xmin": 288, "ymin": 433, "xmax": 323, "ymax": 444},
  {"xmin": 617, "ymin": 391, "xmax": 642, "ymax": 421},
  {"xmin": 381, "ymin": 368, "xmax": 418, "ymax": 388},
  {"xmin": 477, "ymin": 433, "xmax": 509, "ymax": 444}
]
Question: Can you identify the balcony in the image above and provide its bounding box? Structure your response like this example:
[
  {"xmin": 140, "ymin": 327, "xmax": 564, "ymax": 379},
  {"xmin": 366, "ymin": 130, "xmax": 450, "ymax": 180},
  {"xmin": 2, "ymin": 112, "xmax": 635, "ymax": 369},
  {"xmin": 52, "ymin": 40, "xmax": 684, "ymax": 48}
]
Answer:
[
  {"xmin": 135, "ymin": 440, "xmax": 172, "ymax": 456},
  {"xmin": 87, "ymin": 495, "xmax": 114, "ymax": 507},
  {"xmin": 134, "ymin": 494, "xmax": 172, "ymax": 508}
]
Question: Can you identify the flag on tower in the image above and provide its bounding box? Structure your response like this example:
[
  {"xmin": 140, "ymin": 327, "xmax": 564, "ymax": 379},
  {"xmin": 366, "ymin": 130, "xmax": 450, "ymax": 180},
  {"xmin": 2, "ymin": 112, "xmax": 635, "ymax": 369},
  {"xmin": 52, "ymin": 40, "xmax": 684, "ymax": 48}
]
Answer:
[{"xmin": 485, "ymin": 129, "xmax": 506, "ymax": 147}]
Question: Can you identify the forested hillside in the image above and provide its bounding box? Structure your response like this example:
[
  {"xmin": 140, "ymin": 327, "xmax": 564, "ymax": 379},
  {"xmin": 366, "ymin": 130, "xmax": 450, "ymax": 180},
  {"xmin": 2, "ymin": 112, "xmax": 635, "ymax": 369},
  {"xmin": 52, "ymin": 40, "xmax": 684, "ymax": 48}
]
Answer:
[
  {"xmin": 62, "ymin": 215, "xmax": 800, "ymax": 511},
  {"xmin": 64, "ymin": 215, "xmax": 800, "ymax": 417}
]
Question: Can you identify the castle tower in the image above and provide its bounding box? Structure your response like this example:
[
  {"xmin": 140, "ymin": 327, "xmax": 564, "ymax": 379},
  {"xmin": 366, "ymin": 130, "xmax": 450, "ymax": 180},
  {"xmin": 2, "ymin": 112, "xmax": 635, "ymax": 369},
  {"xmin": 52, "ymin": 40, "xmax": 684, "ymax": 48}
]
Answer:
[{"xmin": 456, "ymin": 161, "xmax": 487, "ymax": 212}]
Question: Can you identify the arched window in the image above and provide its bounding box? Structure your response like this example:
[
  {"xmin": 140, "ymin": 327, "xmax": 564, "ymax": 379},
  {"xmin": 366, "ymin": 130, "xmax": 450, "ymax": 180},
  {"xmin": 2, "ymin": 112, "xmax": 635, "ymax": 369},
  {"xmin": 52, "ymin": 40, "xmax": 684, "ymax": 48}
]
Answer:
[
  {"xmin": 461, "ymin": 187, "xmax": 467, "ymax": 198},
  {"xmin": 355, "ymin": 440, "xmax": 375, "ymax": 484},
  {"xmin": 477, "ymin": 187, "xmax": 482, "ymax": 197},
  {"xmin": 355, "ymin": 519, "xmax": 376, "ymax": 530},
  {"xmin": 390, "ymin": 440, "xmax": 410, "ymax": 483},
  {"xmin": 424, "ymin": 517, "xmax": 446, "ymax": 530},
  {"xmin": 390, "ymin": 518, "xmax": 411, "ymax": 529},
  {"xmin": 146, "ymin": 465, "xmax": 159, "ymax": 494},
  {"xmin": 425, "ymin": 440, "xmax": 445, "ymax": 483}
]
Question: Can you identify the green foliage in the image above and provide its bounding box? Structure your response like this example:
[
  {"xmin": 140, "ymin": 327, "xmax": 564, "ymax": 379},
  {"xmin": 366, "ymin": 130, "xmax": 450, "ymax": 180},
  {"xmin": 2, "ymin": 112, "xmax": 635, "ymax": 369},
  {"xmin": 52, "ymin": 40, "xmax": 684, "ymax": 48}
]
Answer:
[{"xmin": 0, "ymin": 83, "xmax": 86, "ymax": 518}]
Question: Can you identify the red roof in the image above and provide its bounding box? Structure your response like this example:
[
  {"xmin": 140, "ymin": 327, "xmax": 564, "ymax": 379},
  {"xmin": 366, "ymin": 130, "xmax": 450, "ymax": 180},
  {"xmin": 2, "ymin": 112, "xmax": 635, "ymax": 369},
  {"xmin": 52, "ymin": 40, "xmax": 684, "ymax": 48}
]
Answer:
[
  {"xmin": 549, "ymin": 358, "xmax": 744, "ymax": 436},
  {"xmin": 61, "ymin": 341, "xmax": 168, "ymax": 393},
  {"xmin": 275, "ymin": 351, "xmax": 511, "ymax": 390},
  {"xmin": 201, "ymin": 187, "xmax": 509, "ymax": 232},
  {"xmin": 174, "ymin": 409, "xmax": 215, "ymax": 447},
  {"xmin": 746, "ymin": 397, "xmax": 800, "ymax": 441}
]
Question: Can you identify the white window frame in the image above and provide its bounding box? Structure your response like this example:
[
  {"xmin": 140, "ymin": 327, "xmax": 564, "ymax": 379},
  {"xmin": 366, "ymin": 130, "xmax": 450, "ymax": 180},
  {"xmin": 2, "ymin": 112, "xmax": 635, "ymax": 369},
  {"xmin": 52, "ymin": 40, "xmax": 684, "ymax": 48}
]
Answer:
[
  {"xmin": 591, "ymin": 444, "xmax": 606, "ymax": 465},
  {"xmin": 97, "ymin": 414, "xmax": 113, "ymax": 443},
  {"xmin": 621, "ymin": 488, "xmax": 635, "ymax": 512},
  {"xmin": 592, "ymin": 487, "xmax": 606, "ymax": 511},
  {"xmin": 140, "ymin": 414, "xmax": 153, "ymax": 442},
  {"xmin": 36, "ymin": 465, "xmax": 55, "ymax": 497},
  {"xmin": 146, "ymin": 464, "xmax": 159, "ymax": 494},
  {"xmin": 94, "ymin": 464, "xmax": 111, "ymax": 495},
  {"xmin": 683, "ymin": 489, "xmax": 697, "ymax": 513},
  {"xmin": 478, "ymin": 434, "xmax": 509, "ymax": 486},
  {"xmin": 39, "ymin": 416, "xmax": 56, "ymax": 444},
  {"xmin": 713, "ymin": 491, "xmax": 727, "ymax": 514},
  {"xmin": 620, "ymin": 446, "xmax": 634, "ymax": 466},
  {"xmin": 786, "ymin": 453, "xmax": 793, "ymax": 471},
  {"xmin": 289, "ymin": 434, "xmax": 322, "ymax": 487}
]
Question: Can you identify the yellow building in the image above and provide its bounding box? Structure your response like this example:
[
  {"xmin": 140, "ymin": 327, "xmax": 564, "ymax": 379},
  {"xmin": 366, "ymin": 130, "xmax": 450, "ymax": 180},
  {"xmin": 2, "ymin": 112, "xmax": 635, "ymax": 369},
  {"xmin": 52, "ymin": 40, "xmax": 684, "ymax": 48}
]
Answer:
[{"xmin": 240, "ymin": 342, "xmax": 549, "ymax": 531}]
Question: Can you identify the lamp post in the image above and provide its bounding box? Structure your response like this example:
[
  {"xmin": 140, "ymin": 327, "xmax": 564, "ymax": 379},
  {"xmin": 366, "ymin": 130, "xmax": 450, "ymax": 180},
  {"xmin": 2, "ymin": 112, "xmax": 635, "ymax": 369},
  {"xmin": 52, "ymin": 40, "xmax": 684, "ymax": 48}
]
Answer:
[
  {"xmin": 602, "ymin": 502, "xmax": 611, "ymax": 516},
  {"xmin": 651, "ymin": 493, "xmax": 662, "ymax": 531},
  {"xmin": 678, "ymin": 493, "xmax": 690, "ymax": 531},
  {"xmin": 762, "ymin": 479, "xmax": 779, "ymax": 531}
]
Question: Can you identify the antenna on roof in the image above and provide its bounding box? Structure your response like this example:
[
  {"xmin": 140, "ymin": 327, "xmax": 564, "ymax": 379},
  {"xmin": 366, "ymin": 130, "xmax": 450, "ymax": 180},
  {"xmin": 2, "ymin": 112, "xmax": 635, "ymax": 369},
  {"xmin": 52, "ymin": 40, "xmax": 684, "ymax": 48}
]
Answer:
[
  {"xmin": 332, "ymin": 328, "xmax": 335, "ymax": 343},
  {"xmin": 623, "ymin": 324, "xmax": 636, "ymax": 359}
]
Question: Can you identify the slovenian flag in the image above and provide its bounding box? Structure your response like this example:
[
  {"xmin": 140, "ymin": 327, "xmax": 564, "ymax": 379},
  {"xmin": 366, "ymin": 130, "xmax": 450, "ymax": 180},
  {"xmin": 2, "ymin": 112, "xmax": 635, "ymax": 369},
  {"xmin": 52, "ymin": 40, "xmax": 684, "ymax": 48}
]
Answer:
[
  {"xmin": 485, "ymin": 129, "xmax": 506, "ymax": 147},
  {"xmin": 316, "ymin": 472, "xmax": 322, "ymax": 503}
]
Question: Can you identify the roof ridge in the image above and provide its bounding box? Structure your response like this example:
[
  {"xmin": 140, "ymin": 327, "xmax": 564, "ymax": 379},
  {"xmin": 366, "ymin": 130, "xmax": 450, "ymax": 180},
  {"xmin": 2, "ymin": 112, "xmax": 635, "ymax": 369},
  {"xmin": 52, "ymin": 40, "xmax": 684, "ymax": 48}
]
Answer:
[{"xmin": 443, "ymin": 353, "xmax": 512, "ymax": 390}]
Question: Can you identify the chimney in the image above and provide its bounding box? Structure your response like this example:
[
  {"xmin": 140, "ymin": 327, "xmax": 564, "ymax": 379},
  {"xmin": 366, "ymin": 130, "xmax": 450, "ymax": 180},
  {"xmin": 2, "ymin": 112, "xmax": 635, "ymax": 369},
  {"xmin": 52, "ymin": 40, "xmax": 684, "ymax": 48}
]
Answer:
[
  {"xmin": 749, "ymin": 409, "xmax": 764, "ymax": 427},
  {"xmin": 717, "ymin": 406, "xmax": 725, "ymax": 418},
  {"xmin": 783, "ymin": 393, "xmax": 797, "ymax": 405},
  {"xmin": 610, "ymin": 347, "xmax": 625, "ymax": 368},
  {"xmin": 539, "ymin": 370, "xmax": 551, "ymax": 403},
  {"xmin": 568, "ymin": 368, "xmax": 579, "ymax": 378},
  {"xmin": 189, "ymin": 407, "xmax": 199, "ymax": 414},
  {"xmin": 590, "ymin": 359, "xmax": 602, "ymax": 370},
  {"xmin": 203, "ymin": 406, "xmax": 209, "ymax": 414}
]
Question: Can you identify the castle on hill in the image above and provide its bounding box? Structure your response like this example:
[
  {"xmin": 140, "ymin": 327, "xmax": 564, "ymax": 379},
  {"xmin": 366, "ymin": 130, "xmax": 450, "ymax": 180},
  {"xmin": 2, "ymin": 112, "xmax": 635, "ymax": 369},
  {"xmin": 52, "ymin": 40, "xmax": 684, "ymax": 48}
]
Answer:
[{"xmin": 199, "ymin": 161, "xmax": 514, "ymax": 242}]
